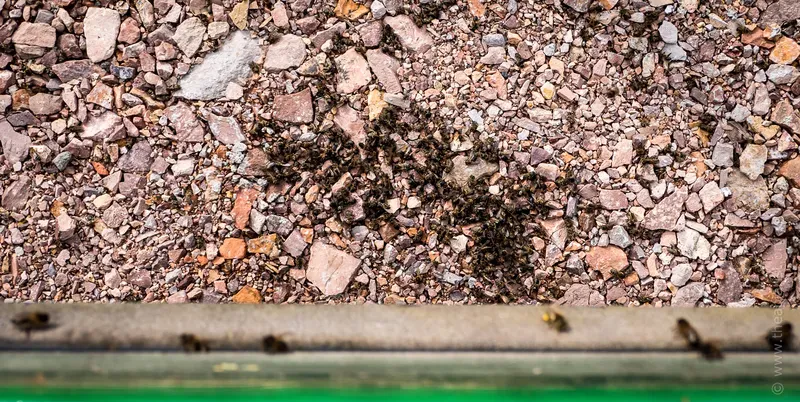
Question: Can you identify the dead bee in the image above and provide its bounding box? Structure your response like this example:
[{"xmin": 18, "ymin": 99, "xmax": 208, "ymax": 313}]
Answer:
[
  {"xmin": 262, "ymin": 335, "xmax": 290, "ymax": 354},
  {"xmin": 676, "ymin": 318, "xmax": 701, "ymax": 349},
  {"xmin": 180, "ymin": 334, "xmax": 210, "ymax": 353},
  {"xmin": 11, "ymin": 311, "xmax": 54, "ymax": 337},
  {"xmin": 766, "ymin": 323, "xmax": 794, "ymax": 352},
  {"xmin": 542, "ymin": 310, "xmax": 569, "ymax": 333}
]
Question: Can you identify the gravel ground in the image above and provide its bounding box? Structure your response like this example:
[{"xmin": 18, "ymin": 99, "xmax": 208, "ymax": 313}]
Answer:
[{"xmin": 0, "ymin": 0, "xmax": 799, "ymax": 306}]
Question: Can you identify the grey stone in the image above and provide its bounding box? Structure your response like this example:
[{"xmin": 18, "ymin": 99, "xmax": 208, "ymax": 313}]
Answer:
[
  {"xmin": 264, "ymin": 34, "xmax": 307, "ymax": 72},
  {"xmin": 171, "ymin": 159, "xmax": 195, "ymax": 176},
  {"xmin": 366, "ymin": 49, "xmax": 402, "ymax": 93},
  {"xmin": 767, "ymin": 64, "xmax": 799, "ymax": 85},
  {"xmin": 117, "ymin": 141, "xmax": 153, "ymax": 173},
  {"xmin": 81, "ymin": 112, "xmax": 126, "ymax": 143},
  {"xmin": 563, "ymin": 0, "xmax": 590, "ymax": 12},
  {"xmin": 730, "ymin": 104, "xmax": 751, "ymax": 123},
  {"xmin": 52, "ymin": 151, "xmax": 72, "ymax": 171},
  {"xmin": 0, "ymin": 120, "xmax": 30, "ymax": 165},
  {"xmin": 102, "ymin": 202, "xmax": 129, "ymax": 228},
  {"xmin": 370, "ymin": 0, "xmax": 386, "ymax": 18},
  {"xmin": 283, "ymin": 229, "xmax": 308, "ymax": 257},
  {"xmin": 165, "ymin": 102, "xmax": 204, "ymax": 142},
  {"xmin": 173, "ymin": 17, "xmax": 205, "ymax": 57},
  {"xmin": 482, "ymin": 33, "xmax": 506, "ymax": 47},
  {"xmin": 760, "ymin": 0, "xmax": 800, "ymax": 25},
  {"xmin": 658, "ymin": 21, "xmax": 678, "ymax": 44},
  {"xmin": 608, "ymin": 225, "xmax": 632, "ymax": 248},
  {"xmin": 335, "ymin": 49, "xmax": 371, "ymax": 94},
  {"xmin": 165, "ymin": 268, "xmax": 182, "ymax": 284},
  {"xmin": 711, "ymin": 142, "xmax": 734, "ymax": 167},
  {"xmin": 444, "ymin": 155, "xmax": 499, "ymax": 188},
  {"xmin": 176, "ymin": 30, "xmax": 261, "ymax": 100},
  {"xmin": 739, "ymin": 144, "xmax": 767, "ymax": 180},
  {"xmin": 677, "ymin": 228, "xmax": 711, "ymax": 260},
  {"xmin": 718, "ymin": 264, "xmax": 742, "ymax": 304},
  {"xmin": 662, "ymin": 44, "xmax": 686, "ymax": 61},
  {"xmin": 384, "ymin": 15, "xmax": 433, "ymax": 53},
  {"xmin": 1, "ymin": 176, "xmax": 31, "ymax": 211},
  {"xmin": 556, "ymin": 284, "xmax": 605, "ymax": 306},
  {"xmin": 28, "ymin": 93, "xmax": 62, "ymax": 115},
  {"xmin": 56, "ymin": 213, "xmax": 76, "ymax": 240},
  {"xmin": 480, "ymin": 47, "xmax": 506, "ymax": 65},
  {"xmin": 672, "ymin": 282, "xmax": 704, "ymax": 306},
  {"xmin": 306, "ymin": 242, "xmax": 361, "ymax": 296},
  {"xmin": 763, "ymin": 240, "xmax": 788, "ymax": 280},
  {"xmin": 643, "ymin": 187, "xmax": 687, "ymax": 231},
  {"xmin": 128, "ymin": 269, "xmax": 152, "ymax": 288},
  {"xmin": 727, "ymin": 170, "xmax": 770, "ymax": 213},
  {"xmin": 752, "ymin": 85, "xmax": 771, "ymax": 116},
  {"xmin": 84, "ymin": 8, "xmax": 120, "ymax": 62},
  {"xmin": 670, "ymin": 263, "xmax": 692, "ymax": 286},
  {"xmin": 11, "ymin": 22, "xmax": 56, "ymax": 48},
  {"xmin": 206, "ymin": 113, "xmax": 246, "ymax": 145}
]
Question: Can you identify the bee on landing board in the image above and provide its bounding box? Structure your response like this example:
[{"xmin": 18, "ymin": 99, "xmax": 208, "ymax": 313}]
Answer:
[
  {"xmin": 766, "ymin": 323, "xmax": 794, "ymax": 352},
  {"xmin": 180, "ymin": 334, "xmax": 210, "ymax": 353},
  {"xmin": 262, "ymin": 335, "xmax": 290, "ymax": 354},
  {"xmin": 542, "ymin": 310, "xmax": 569, "ymax": 333},
  {"xmin": 11, "ymin": 311, "xmax": 54, "ymax": 337},
  {"xmin": 675, "ymin": 318, "xmax": 724, "ymax": 361}
]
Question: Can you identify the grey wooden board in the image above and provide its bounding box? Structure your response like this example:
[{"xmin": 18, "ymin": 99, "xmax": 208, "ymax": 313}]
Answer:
[
  {"xmin": 0, "ymin": 304, "xmax": 796, "ymax": 351},
  {"xmin": 0, "ymin": 351, "xmax": 798, "ymax": 388}
]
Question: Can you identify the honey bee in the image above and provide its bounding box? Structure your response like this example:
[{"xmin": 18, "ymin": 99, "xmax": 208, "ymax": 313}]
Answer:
[
  {"xmin": 11, "ymin": 311, "xmax": 53, "ymax": 337},
  {"xmin": 697, "ymin": 341, "xmax": 724, "ymax": 361},
  {"xmin": 180, "ymin": 334, "xmax": 210, "ymax": 353},
  {"xmin": 542, "ymin": 310, "xmax": 569, "ymax": 333},
  {"xmin": 676, "ymin": 318, "xmax": 723, "ymax": 361},
  {"xmin": 676, "ymin": 318, "xmax": 701, "ymax": 349},
  {"xmin": 766, "ymin": 323, "xmax": 794, "ymax": 352},
  {"xmin": 262, "ymin": 335, "xmax": 290, "ymax": 354}
]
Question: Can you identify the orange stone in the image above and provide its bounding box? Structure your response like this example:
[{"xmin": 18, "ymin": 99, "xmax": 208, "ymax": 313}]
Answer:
[
  {"xmin": 247, "ymin": 234, "xmax": 277, "ymax": 254},
  {"xmin": 231, "ymin": 188, "xmax": 259, "ymax": 231},
  {"xmin": 778, "ymin": 157, "xmax": 800, "ymax": 187},
  {"xmin": 219, "ymin": 238, "xmax": 247, "ymax": 259},
  {"xmin": 196, "ymin": 255, "xmax": 208, "ymax": 265},
  {"xmin": 751, "ymin": 288, "xmax": 782, "ymax": 304},
  {"xmin": 334, "ymin": 0, "xmax": 368, "ymax": 20},
  {"xmin": 232, "ymin": 285, "xmax": 261, "ymax": 303},
  {"xmin": 50, "ymin": 200, "xmax": 65, "ymax": 217},
  {"xmin": 586, "ymin": 246, "xmax": 629, "ymax": 280},
  {"xmin": 598, "ymin": 0, "xmax": 618, "ymax": 10},
  {"xmin": 91, "ymin": 161, "xmax": 109, "ymax": 176},
  {"xmin": 741, "ymin": 28, "xmax": 774, "ymax": 49},
  {"xmin": 691, "ymin": 151, "xmax": 706, "ymax": 178},
  {"xmin": 770, "ymin": 37, "xmax": 800, "ymax": 65},
  {"xmin": 468, "ymin": 0, "xmax": 485, "ymax": 17},
  {"xmin": 300, "ymin": 227, "xmax": 314, "ymax": 243}
]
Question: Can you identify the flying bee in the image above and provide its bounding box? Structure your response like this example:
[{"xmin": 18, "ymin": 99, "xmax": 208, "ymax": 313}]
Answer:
[
  {"xmin": 11, "ymin": 311, "xmax": 54, "ymax": 337},
  {"xmin": 180, "ymin": 334, "xmax": 210, "ymax": 353},
  {"xmin": 766, "ymin": 323, "xmax": 794, "ymax": 352},
  {"xmin": 542, "ymin": 310, "xmax": 569, "ymax": 333},
  {"xmin": 262, "ymin": 335, "xmax": 290, "ymax": 354}
]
